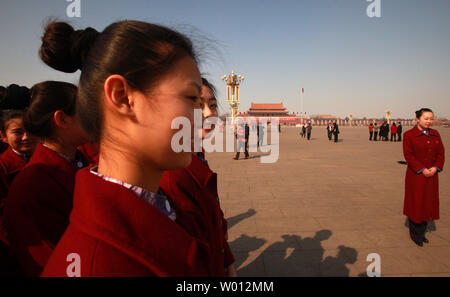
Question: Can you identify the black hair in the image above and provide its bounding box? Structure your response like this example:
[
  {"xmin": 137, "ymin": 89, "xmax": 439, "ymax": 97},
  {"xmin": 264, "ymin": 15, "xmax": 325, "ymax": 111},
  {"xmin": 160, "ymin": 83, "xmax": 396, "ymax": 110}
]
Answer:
[
  {"xmin": 201, "ymin": 77, "xmax": 217, "ymax": 98},
  {"xmin": 23, "ymin": 81, "xmax": 77, "ymax": 138},
  {"xmin": 40, "ymin": 20, "xmax": 197, "ymax": 142},
  {"xmin": 415, "ymin": 108, "xmax": 433, "ymax": 119},
  {"xmin": 1, "ymin": 110, "xmax": 25, "ymax": 134},
  {"xmin": 0, "ymin": 84, "xmax": 31, "ymax": 110}
]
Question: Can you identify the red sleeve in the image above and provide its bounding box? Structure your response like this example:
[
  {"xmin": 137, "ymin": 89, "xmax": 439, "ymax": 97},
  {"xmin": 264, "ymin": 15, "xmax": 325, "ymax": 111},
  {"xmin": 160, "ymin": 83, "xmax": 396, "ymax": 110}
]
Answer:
[
  {"xmin": 5, "ymin": 169, "xmax": 60, "ymax": 276},
  {"xmin": 434, "ymin": 133, "xmax": 445, "ymax": 170},
  {"xmin": 403, "ymin": 133, "xmax": 425, "ymax": 173}
]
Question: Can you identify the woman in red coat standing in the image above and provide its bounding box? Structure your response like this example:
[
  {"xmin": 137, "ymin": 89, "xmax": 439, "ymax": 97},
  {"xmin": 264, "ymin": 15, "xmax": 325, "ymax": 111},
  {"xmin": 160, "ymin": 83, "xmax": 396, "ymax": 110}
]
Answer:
[
  {"xmin": 5, "ymin": 81, "xmax": 90, "ymax": 276},
  {"xmin": 160, "ymin": 78, "xmax": 236, "ymax": 277},
  {"xmin": 39, "ymin": 21, "xmax": 211, "ymax": 277},
  {"xmin": 0, "ymin": 86, "xmax": 38, "ymax": 276},
  {"xmin": 403, "ymin": 108, "xmax": 445, "ymax": 247}
]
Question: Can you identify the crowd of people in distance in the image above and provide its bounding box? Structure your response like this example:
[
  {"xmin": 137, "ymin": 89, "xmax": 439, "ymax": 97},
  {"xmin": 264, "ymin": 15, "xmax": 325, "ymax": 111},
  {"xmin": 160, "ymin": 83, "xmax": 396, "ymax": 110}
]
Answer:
[
  {"xmin": 299, "ymin": 122, "xmax": 340, "ymax": 142},
  {"xmin": 368, "ymin": 121, "xmax": 403, "ymax": 142}
]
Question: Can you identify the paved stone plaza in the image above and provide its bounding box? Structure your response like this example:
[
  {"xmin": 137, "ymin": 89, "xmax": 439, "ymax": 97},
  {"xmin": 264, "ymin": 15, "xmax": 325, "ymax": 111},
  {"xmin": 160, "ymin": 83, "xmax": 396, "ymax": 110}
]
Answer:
[{"xmin": 207, "ymin": 125, "xmax": 450, "ymax": 277}]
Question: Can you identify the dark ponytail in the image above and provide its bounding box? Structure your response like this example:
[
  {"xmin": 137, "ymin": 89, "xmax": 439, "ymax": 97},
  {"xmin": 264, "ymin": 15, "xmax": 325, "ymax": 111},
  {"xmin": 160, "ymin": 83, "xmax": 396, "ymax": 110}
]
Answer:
[
  {"xmin": 40, "ymin": 20, "xmax": 197, "ymax": 142},
  {"xmin": 23, "ymin": 81, "xmax": 77, "ymax": 138},
  {"xmin": 415, "ymin": 108, "xmax": 433, "ymax": 119}
]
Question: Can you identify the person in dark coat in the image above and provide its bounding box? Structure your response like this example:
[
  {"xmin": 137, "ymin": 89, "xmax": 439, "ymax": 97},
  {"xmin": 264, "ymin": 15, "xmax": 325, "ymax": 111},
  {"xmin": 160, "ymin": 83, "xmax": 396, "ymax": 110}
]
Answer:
[
  {"xmin": 39, "ymin": 20, "xmax": 212, "ymax": 276},
  {"xmin": 5, "ymin": 81, "xmax": 89, "ymax": 276},
  {"xmin": 327, "ymin": 123, "xmax": 333, "ymax": 141},
  {"xmin": 160, "ymin": 78, "xmax": 236, "ymax": 276},
  {"xmin": 305, "ymin": 122, "xmax": 312, "ymax": 140},
  {"xmin": 234, "ymin": 122, "xmax": 249, "ymax": 160},
  {"xmin": 403, "ymin": 108, "xmax": 445, "ymax": 247},
  {"xmin": 332, "ymin": 122, "xmax": 340, "ymax": 143},
  {"xmin": 383, "ymin": 121, "xmax": 390, "ymax": 141},
  {"xmin": 301, "ymin": 124, "xmax": 306, "ymax": 138},
  {"xmin": 397, "ymin": 121, "xmax": 403, "ymax": 142}
]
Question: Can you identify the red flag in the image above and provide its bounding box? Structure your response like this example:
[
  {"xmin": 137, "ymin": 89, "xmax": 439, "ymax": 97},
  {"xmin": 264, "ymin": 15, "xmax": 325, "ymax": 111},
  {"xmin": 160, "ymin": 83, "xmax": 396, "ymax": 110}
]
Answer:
[{"xmin": 302, "ymin": 88, "xmax": 304, "ymax": 93}]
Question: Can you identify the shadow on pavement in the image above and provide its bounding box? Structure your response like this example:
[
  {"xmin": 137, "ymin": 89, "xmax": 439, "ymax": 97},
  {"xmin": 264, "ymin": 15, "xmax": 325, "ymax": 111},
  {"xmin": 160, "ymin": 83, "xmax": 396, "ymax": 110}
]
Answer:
[
  {"xmin": 226, "ymin": 208, "xmax": 257, "ymax": 229},
  {"xmin": 234, "ymin": 230, "xmax": 358, "ymax": 277}
]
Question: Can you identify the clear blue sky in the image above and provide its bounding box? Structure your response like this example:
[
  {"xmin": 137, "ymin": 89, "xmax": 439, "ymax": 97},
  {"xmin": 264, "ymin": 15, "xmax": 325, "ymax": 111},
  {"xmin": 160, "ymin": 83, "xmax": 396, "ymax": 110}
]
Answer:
[{"xmin": 1, "ymin": 0, "xmax": 449, "ymax": 118}]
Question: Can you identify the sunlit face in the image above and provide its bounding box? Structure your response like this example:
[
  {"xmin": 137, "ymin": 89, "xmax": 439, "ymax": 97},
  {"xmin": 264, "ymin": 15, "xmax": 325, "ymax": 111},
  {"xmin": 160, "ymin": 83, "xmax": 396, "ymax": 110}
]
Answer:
[
  {"xmin": 2, "ymin": 117, "xmax": 38, "ymax": 156},
  {"xmin": 131, "ymin": 55, "xmax": 202, "ymax": 170},
  {"xmin": 417, "ymin": 111, "xmax": 434, "ymax": 130},
  {"xmin": 200, "ymin": 85, "xmax": 218, "ymax": 139}
]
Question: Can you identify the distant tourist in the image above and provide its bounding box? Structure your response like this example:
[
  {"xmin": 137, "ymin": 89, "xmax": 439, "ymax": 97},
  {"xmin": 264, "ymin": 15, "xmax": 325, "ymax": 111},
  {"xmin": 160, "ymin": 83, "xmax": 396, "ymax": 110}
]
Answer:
[
  {"xmin": 368, "ymin": 123, "xmax": 374, "ymax": 141},
  {"xmin": 373, "ymin": 123, "xmax": 379, "ymax": 141},
  {"xmin": 390, "ymin": 123, "xmax": 397, "ymax": 141},
  {"xmin": 332, "ymin": 122, "xmax": 340, "ymax": 143},
  {"xmin": 397, "ymin": 121, "xmax": 403, "ymax": 142},
  {"xmin": 306, "ymin": 122, "xmax": 312, "ymax": 140},
  {"xmin": 327, "ymin": 123, "xmax": 333, "ymax": 141},
  {"xmin": 301, "ymin": 124, "xmax": 306, "ymax": 138},
  {"xmin": 257, "ymin": 122, "xmax": 264, "ymax": 147},
  {"xmin": 403, "ymin": 108, "xmax": 445, "ymax": 247},
  {"xmin": 234, "ymin": 123, "xmax": 249, "ymax": 160}
]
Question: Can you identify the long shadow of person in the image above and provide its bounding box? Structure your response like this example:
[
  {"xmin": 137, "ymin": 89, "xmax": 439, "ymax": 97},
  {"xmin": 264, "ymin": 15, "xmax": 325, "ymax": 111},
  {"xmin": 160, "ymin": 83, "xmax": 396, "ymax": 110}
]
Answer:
[
  {"xmin": 237, "ymin": 230, "xmax": 358, "ymax": 277},
  {"xmin": 226, "ymin": 208, "xmax": 256, "ymax": 230},
  {"xmin": 320, "ymin": 245, "xmax": 358, "ymax": 276},
  {"xmin": 228, "ymin": 234, "xmax": 266, "ymax": 271}
]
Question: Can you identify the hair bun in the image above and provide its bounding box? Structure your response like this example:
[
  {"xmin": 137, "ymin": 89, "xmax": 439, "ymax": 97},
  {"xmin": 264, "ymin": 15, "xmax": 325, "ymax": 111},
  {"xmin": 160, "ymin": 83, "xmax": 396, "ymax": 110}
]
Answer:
[
  {"xmin": 40, "ymin": 22, "xmax": 99, "ymax": 73},
  {"xmin": 70, "ymin": 27, "xmax": 100, "ymax": 70},
  {"xmin": 0, "ymin": 84, "xmax": 31, "ymax": 110}
]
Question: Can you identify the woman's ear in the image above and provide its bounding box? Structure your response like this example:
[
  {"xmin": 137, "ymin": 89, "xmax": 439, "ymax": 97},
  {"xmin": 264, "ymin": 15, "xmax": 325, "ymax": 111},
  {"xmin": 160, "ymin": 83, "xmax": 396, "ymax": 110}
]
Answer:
[
  {"xmin": 103, "ymin": 75, "xmax": 135, "ymax": 117},
  {"xmin": 53, "ymin": 110, "xmax": 68, "ymax": 129}
]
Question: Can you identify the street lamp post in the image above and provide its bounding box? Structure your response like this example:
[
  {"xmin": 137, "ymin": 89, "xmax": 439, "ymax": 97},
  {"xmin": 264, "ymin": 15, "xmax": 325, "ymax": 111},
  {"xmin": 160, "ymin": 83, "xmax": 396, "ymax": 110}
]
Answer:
[
  {"xmin": 385, "ymin": 110, "xmax": 391, "ymax": 124},
  {"xmin": 222, "ymin": 70, "xmax": 244, "ymax": 129}
]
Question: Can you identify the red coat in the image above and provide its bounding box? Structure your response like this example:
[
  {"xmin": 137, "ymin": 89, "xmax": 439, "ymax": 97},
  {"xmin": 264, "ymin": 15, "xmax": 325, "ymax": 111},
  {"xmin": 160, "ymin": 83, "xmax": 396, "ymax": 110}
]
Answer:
[
  {"xmin": 391, "ymin": 125, "xmax": 398, "ymax": 134},
  {"xmin": 42, "ymin": 168, "xmax": 211, "ymax": 277},
  {"xmin": 4, "ymin": 143, "xmax": 82, "ymax": 276},
  {"xmin": 160, "ymin": 154, "xmax": 235, "ymax": 276},
  {"xmin": 403, "ymin": 126, "xmax": 445, "ymax": 223},
  {"xmin": 0, "ymin": 147, "xmax": 28, "ymax": 244}
]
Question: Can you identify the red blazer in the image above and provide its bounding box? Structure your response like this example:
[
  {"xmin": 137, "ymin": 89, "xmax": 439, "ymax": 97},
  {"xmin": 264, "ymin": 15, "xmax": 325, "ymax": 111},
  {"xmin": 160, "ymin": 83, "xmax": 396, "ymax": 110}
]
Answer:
[
  {"xmin": 4, "ymin": 143, "xmax": 82, "ymax": 276},
  {"xmin": 403, "ymin": 126, "xmax": 445, "ymax": 223},
  {"xmin": 160, "ymin": 154, "xmax": 235, "ymax": 277},
  {"xmin": 0, "ymin": 147, "xmax": 28, "ymax": 245},
  {"xmin": 42, "ymin": 168, "xmax": 211, "ymax": 277}
]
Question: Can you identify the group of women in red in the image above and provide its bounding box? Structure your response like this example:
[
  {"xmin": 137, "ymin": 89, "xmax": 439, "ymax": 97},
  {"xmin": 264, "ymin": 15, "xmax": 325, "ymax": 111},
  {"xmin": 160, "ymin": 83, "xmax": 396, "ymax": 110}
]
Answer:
[{"xmin": 0, "ymin": 20, "xmax": 235, "ymax": 276}]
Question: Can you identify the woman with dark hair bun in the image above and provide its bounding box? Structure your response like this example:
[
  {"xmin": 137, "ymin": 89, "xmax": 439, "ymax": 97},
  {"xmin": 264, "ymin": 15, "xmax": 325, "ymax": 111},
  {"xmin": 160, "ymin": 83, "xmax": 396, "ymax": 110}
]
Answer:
[
  {"xmin": 403, "ymin": 108, "xmax": 445, "ymax": 247},
  {"xmin": 160, "ymin": 78, "xmax": 236, "ymax": 277},
  {"xmin": 39, "ymin": 20, "xmax": 211, "ymax": 277},
  {"xmin": 4, "ymin": 81, "xmax": 90, "ymax": 276}
]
